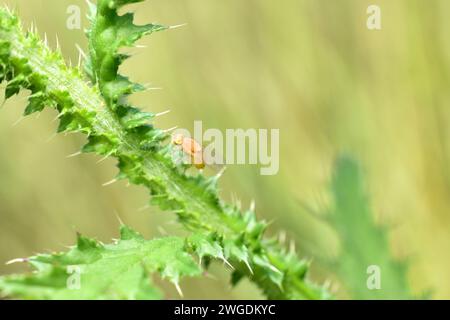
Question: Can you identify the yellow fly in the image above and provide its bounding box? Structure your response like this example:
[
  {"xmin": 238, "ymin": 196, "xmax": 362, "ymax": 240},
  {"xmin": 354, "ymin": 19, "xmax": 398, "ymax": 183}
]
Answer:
[{"xmin": 171, "ymin": 134, "xmax": 205, "ymax": 169}]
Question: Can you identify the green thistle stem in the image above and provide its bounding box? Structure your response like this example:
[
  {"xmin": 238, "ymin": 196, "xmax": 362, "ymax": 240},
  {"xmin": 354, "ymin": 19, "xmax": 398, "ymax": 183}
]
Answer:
[{"xmin": 0, "ymin": 6, "xmax": 330, "ymax": 300}]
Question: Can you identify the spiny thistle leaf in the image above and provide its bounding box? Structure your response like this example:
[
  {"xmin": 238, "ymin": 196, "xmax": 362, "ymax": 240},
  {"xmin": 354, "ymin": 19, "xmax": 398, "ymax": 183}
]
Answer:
[
  {"xmin": 87, "ymin": 0, "xmax": 166, "ymax": 107},
  {"xmin": 328, "ymin": 156, "xmax": 412, "ymax": 299},
  {"xmin": 0, "ymin": 226, "xmax": 201, "ymax": 300},
  {"xmin": 0, "ymin": 4, "xmax": 330, "ymax": 300}
]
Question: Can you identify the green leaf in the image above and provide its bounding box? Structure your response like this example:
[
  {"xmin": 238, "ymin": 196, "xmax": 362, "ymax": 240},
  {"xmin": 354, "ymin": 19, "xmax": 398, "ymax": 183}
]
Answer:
[
  {"xmin": 118, "ymin": 106, "xmax": 155, "ymax": 130},
  {"xmin": 0, "ymin": 225, "xmax": 201, "ymax": 300},
  {"xmin": 24, "ymin": 93, "xmax": 46, "ymax": 115},
  {"xmin": 88, "ymin": 0, "xmax": 166, "ymax": 105},
  {"xmin": 82, "ymin": 134, "xmax": 118, "ymax": 156}
]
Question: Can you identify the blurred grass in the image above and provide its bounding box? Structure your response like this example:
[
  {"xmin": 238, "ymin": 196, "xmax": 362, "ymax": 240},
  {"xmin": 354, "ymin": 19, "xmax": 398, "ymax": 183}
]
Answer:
[{"xmin": 0, "ymin": 0, "xmax": 450, "ymax": 299}]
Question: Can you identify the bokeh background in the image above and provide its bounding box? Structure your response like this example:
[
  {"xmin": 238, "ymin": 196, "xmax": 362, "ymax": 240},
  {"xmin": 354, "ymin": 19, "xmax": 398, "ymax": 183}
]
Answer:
[{"xmin": 1, "ymin": 0, "xmax": 450, "ymax": 299}]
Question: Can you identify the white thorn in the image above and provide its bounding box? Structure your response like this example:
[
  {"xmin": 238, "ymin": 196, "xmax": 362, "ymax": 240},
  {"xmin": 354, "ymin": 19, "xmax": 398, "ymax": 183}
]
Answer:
[
  {"xmin": 244, "ymin": 260, "xmax": 254, "ymax": 275},
  {"xmin": 216, "ymin": 166, "xmax": 227, "ymax": 179},
  {"xmin": 169, "ymin": 23, "xmax": 187, "ymax": 30},
  {"xmin": 78, "ymin": 53, "xmax": 83, "ymax": 68},
  {"xmin": 250, "ymin": 199, "xmax": 256, "ymax": 212},
  {"xmin": 56, "ymin": 34, "xmax": 60, "ymax": 51},
  {"xmin": 155, "ymin": 110, "xmax": 171, "ymax": 117},
  {"xmin": 75, "ymin": 44, "xmax": 87, "ymax": 59},
  {"xmin": 143, "ymin": 83, "xmax": 163, "ymax": 91},
  {"xmin": 135, "ymin": 44, "xmax": 147, "ymax": 48},
  {"xmin": 269, "ymin": 264, "xmax": 282, "ymax": 274},
  {"xmin": 115, "ymin": 212, "xmax": 125, "ymax": 226},
  {"xmin": 221, "ymin": 256, "xmax": 234, "ymax": 270},
  {"xmin": 6, "ymin": 258, "xmax": 27, "ymax": 265},
  {"xmin": 45, "ymin": 133, "xmax": 57, "ymax": 143},
  {"xmin": 138, "ymin": 204, "xmax": 150, "ymax": 212},
  {"xmin": 96, "ymin": 152, "xmax": 113, "ymax": 164},
  {"xmin": 53, "ymin": 113, "xmax": 63, "ymax": 122},
  {"xmin": 278, "ymin": 231, "xmax": 286, "ymax": 245},
  {"xmin": 163, "ymin": 126, "xmax": 178, "ymax": 133},
  {"xmin": 44, "ymin": 33, "xmax": 48, "ymax": 46},
  {"xmin": 66, "ymin": 151, "xmax": 82, "ymax": 158},
  {"xmin": 289, "ymin": 239, "xmax": 296, "ymax": 255},
  {"xmin": 174, "ymin": 282, "xmax": 183, "ymax": 297},
  {"xmin": 12, "ymin": 116, "xmax": 25, "ymax": 127},
  {"xmin": 102, "ymin": 178, "xmax": 118, "ymax": 187},
  {"xmin": 140, "ymin": 87, "xmax": 164, "ymax": 94}
]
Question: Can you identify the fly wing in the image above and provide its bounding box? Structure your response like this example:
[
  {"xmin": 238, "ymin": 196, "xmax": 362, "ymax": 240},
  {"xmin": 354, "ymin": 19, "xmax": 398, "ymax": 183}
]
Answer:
[
  {"xmin": 202, "ymin": 150, "xmax": 225, "ymax": 171},
  {"xmin": 182, "ymin": 137, "xmax": 202, "ymax": 154}
]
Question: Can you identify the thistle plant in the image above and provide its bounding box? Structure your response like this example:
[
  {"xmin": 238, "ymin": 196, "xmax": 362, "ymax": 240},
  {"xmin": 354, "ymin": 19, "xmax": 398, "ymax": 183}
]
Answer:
[
  {"xmin": 326, "ymin": 157, "xmax": 412, "ymax": 299},
  {"xmin": 0, "ymin": 1, "xmax": 331, "ymax": 300}
]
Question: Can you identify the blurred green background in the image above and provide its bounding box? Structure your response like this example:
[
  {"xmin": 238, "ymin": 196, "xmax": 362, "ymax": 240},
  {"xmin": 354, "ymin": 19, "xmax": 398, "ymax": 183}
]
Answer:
[{"xmin": 1, "ymin": 0, "xmax": 450, "ymax": 299}]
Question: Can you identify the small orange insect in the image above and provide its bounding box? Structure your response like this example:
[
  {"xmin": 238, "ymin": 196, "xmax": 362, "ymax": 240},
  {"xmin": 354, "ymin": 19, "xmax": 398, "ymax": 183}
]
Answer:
[{"xmin": 171, "ymin": 134, "xmax": 205, "ymax": 169}]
